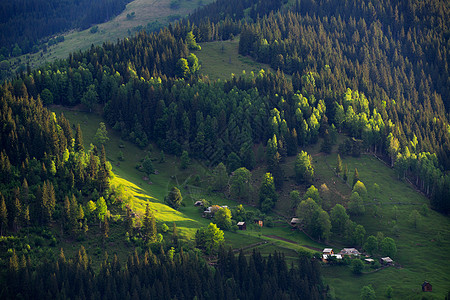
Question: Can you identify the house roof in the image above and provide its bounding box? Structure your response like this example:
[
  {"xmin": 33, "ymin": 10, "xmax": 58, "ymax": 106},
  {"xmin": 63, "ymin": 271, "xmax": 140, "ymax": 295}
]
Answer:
[
  {"xmin": 323, "ymin": 248, "xmax": 333, "ymax": 253},
  {"xmin": 237, "ymin": 222, "xmax": 245, "ymax": 226},
  {"xmin": 381, "ymin": 257, "xmax": 393, "ymax": 263},
  {"xmin": 290, "ymin": 218, "xmax": 300, "ymax": 223},
  {"xmin": 339, "ymin": 248, "xmax": 361, "ymax": 255},
  {"xmin": 365, "ymin": 258, "xmax": 375, "ymax": 262},
  {"xmin": 422, "ymin": 281, "xmax": 431, "ymax": 287}
]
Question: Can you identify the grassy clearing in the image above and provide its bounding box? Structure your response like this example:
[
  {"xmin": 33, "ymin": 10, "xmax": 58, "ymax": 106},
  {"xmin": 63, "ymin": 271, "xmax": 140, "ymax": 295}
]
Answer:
[
  {"xmin": 10, "ymin": 0, "xmax": 214, "ymax": 72},
  {"xmin": 302, "ymin": 142, "xmax": 450, "ymax": 299},
  {"xmin": 52, "ymin": 106, "xmax": 450, "ymax": 297},
  {"xmin": 195, "ymin": 38, "xmax": 274, "ymax": 81},
  {"xmin": 51, "ymin": 107, "xmax": 320, "ymax": 258}
]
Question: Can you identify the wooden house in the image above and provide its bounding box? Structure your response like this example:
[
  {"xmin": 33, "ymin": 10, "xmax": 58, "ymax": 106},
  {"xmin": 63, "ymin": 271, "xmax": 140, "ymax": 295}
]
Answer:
[
  {"xmin": 290, "ymin": 218, "xmax": 300, "ymax": 225},
  {"xmin": 237, "ymin": 222, "xmax": 246, "ymax": 230},
  {"xmin": 422, "ymin": 281, "xmax": 432, "ymax": 292},
  {"xmin": 381, "ymin": 257, "xmax": 393, "ymax": 265},
  {"xmin": 339, "ymin": 248, "xmax": 361, "ymax": 257},
  {"xmin": 323, "ymin": 248, "xmax": 334, "ymax": 255},
  {"xmin": 254, "ymin": 220, "xmax": 263, "ymax": 227}
]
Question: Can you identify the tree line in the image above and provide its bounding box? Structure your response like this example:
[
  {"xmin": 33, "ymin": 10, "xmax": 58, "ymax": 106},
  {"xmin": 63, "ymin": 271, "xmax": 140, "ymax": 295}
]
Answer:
[
  {"xmin": 4, "ymin": 0, "xmax": 450, "ymax": 214},
  {"xmin": 0, "ymin": 0, "xmax": 131, "ymax": 59},
  {"xmin": 2, "ymin": 245, "xmax": 325, "ymax": 300},
  {"xmin": 0, "ymin": 84, "xmax": 113, "ymax": 236}
]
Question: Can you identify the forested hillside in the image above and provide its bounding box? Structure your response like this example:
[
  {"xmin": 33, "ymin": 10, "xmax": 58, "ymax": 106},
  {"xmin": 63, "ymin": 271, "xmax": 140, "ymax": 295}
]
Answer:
[
  {"xmin": 1, "ymin": 0, "xmax": 449, "ymax": 297},
  {"xmin": 8, "ymin": 0, "xmax": 450, "ymax": 213},
  {"xmin": 3, "ymin": 248, "xmax": 323, "ymax": 299},
  {"xmin": 0, "ymin": 0, "xmax": 131, "ymax": 58},
  {"xmin": 0, "ymin": 84, "xmax": 113, "ymax": 234}
]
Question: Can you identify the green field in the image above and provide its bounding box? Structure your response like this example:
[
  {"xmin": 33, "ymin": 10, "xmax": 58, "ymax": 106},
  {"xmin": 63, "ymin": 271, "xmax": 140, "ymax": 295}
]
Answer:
[
  {"xmin": 52, "ymin": 105, "xmax": 450, "ymax": 298},
  {"xmin": 195, "ymin": 38, "xmax": 274, "ymax": 81},
  {"xmin": 50, "ymin": 107, "xmax": 322, "ymax": 258},
  {"xmin": 9, "ymin": 0, "xmax": 214, "ymax": 72}
]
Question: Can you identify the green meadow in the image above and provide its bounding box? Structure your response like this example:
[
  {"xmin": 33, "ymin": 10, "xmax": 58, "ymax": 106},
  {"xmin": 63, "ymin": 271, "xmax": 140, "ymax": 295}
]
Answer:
[
  {"xmin": 9, "ymin": 0, "xmax": 214, "ymax": 72},
  {"xmin": 195, "ymin": 38, "xmax": 274, "ymax": 81},
  {"xmin": 52, "ymin": 104, "xmax": 450, "ymax": 298},
  {"xmin": 49, "ymin": 38, "xmax": 450, "ymax": 298}
]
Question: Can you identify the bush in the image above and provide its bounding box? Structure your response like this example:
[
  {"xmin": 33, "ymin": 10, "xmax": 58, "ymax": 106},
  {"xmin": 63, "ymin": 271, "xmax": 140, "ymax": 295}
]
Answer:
[
  {"xmin": 351, "ymin": 259, "xmax": 364, "ymax": 274},
  {"xmin": 90, "ymin": 26, "xmax": 99, "ymax": 34}
]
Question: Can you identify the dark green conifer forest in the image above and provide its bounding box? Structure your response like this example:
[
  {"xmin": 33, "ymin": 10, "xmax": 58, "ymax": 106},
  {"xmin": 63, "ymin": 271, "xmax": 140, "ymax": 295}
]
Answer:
[{"xmin": 1, "ymin": 0, "xmax": 449, "ymax": 298}]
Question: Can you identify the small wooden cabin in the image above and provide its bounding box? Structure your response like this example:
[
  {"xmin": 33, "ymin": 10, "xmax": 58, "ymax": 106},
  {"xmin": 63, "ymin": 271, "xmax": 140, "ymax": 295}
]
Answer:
[
  {"xmin": 254, "ymin": 220, "xmax": 263, "ymax": 227},
  {"xmin": 381, "ymin": 257, "xmax": 394, "ymax": 265},
  {"xmin": 237, "ymin": 222, "xmax": 246, "ymax": 230},
  {"xmin": 323, "ymin": 248, "xmax": 334, "ymax": 255},
  {"xmin": 290, "ymin": 218, "xmax": 300, "ymax": 225},
  {"xmin": 422, "ymin": 281, "xmax": 432, "ymax": 292}
]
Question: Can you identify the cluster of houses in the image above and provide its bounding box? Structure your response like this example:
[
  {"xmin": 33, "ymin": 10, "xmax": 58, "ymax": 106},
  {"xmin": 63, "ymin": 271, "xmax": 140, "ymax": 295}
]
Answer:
[
  {"xmin": 321, "ymin": 248, "xmax": 394, "ymax": 267},
  {"xmin": 194, "ymin": 201, "xmax": 262, "ymax": 230}
]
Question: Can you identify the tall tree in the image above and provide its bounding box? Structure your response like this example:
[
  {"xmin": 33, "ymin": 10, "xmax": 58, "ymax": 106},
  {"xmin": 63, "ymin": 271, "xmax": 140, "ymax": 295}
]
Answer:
[
  {"xmin": 94, "ymin": 122, "xmax": 109, "ymax": 146},
  {"xmin": 352, "ymin": 168, "xmax": 360, "ymax": 187},
  {"xmin": 96, "ymin": 197, "xmax": 107, "ymax": 228},
  {"xmin": 229, "ymin": 167, "xmax": 252, "ymax": 201},
  {"xmin": 212, "ymin": 162, "xmax": 228, "ymax": 191},
  {"xmin": 259, "ymin": 172, "xmax": 277, "ymax": 212},
  {"xmin": 213, "ymin": 207, "xmax": 232, "ymax": 230},
  {"xmin": 295, "ymin": 150, "xmax": 314, "ymax": 184},
  {"xmin": 0, "ymin": 194, "xmax": 7, "ymax": 235},
  {"xmin": 336, "ymin": 154, "xmax": 343, "ymax": 175},
  {"xmin": 75, "ymin": 124, "xmax": 84, "ymax": 152},
  {"xmin": 330, "ymin": 204, "xmax": 349, "ymax": 233},
  {"xmin": 142, "ymin": 204, "xmax": 157, "ymax": 242},
  {"xmin": 166, "ymin": 187, "xmax": 182, "ymax": 209}
]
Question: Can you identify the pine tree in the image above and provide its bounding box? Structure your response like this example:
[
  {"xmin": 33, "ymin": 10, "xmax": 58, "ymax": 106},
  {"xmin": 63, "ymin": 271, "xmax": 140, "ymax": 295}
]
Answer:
[
  {"xmin": 75, "ymin": 124, "xmax": 84, "ymax": 152},
  {"xmin": 97, "ymin": 145, "xmax": 110, "ymax": 193},
  {"xmin": 336, "ymin": 154, "xmax": 343, "ymax": 175},
  {"xmin": 343, "ymin": 164, "xmax": 348, "ymax": 182},
  {"xmin": 69, "ymin": 195, "xmax": 80, "ymax": 234},
  {"xmin": 13, "ymin": 197, "xmax": 22, "ymax": 231},
  {"xmin": 96, "ymin": 197, "xmax": 107, "ymax": 228},
  {"xmin": 103, "ymin": 216, "xmax": 109, "ymax": 240},
  {"xmin": 172, "ymin": 222, "xmax": 178, "ymax": 247},
  {"xmin": 166, "ymin": 187, "xmax": 182, "ymax": 209},
  {"xmin": 353, "ymin": 168, "xmax": 360, "ymax": 187},
  {"xmin": 0, "ymin": 194, "xmax": 8, "ymax": 236},
  {"xmin": 142, "ymin": 204, "xmax": 157, "ymax": 242}
]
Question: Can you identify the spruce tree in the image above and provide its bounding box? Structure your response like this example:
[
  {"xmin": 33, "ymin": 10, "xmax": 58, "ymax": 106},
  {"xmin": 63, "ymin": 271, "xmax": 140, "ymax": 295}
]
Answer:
[
  {"xmin": 143, "ymin": 204, "xmax": 157, "ymax": 242},
  {"xmin": 97, "ymin": 145, "xmax": 109, "ymax": 193},
  {"xmin": 75, "ymin": 124, "xmax": 84, "ymax": 152},
  {"xmin": 336, "ymin": 154, "xmax": 343, "ymax": 175},
  {"xmin": 172, "ymin": 222, "xmax": 178, "ymax": 247},
  {"xmin": 0, "ymin": 194, "xmax": 8, "ymax": 236},
  {"xmin": 13, "ymin": 197, "xmax": 22, "ymax": 231},
  {"xmin": 353, "ymin": 168, "xmax": 360, "ymax": 187},
  {"xmin": 343, "ymin": 164, "xmax": 348, "ymax": 182}
]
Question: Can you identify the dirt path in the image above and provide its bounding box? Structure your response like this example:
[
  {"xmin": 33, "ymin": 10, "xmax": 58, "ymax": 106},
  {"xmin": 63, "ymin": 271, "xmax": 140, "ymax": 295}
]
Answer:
[
  {"xmin": 264, "ymin": 235, "xmax": 323, "ymax": 252},
  {"xmin": 264, "ymin": 235, "xmax": 298, "ymax": 244}
]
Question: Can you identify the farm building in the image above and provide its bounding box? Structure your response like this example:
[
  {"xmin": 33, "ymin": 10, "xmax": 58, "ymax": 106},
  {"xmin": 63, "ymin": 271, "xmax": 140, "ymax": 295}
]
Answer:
[
  {"xmin": 422, "ymin": 281, "xmax": 432, "ymax": 292},
  {"xmin": 322, "ymin": 254, "xmax": 342, "ymax": 262},
  {"xmin": 254, "ymin": 220, "xmax": 263, "ymax": 227},
  {"xmin": 339, "ymin": 248, "xmax": 361, "ymax": 256},
  {"xmin": 364, "ymin": 258, "xmax": 375, "ymax": 264},
  {"xmin": 323, "ymin": 248, "xmax": 334, "ymax": 255},
  {"xmin": 237, "ymin": 222, "xmax": 246, "ymax": 230},
  {"xmin": 381, "ymin": 257, "xmax": 394, "ymax": 265}
]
